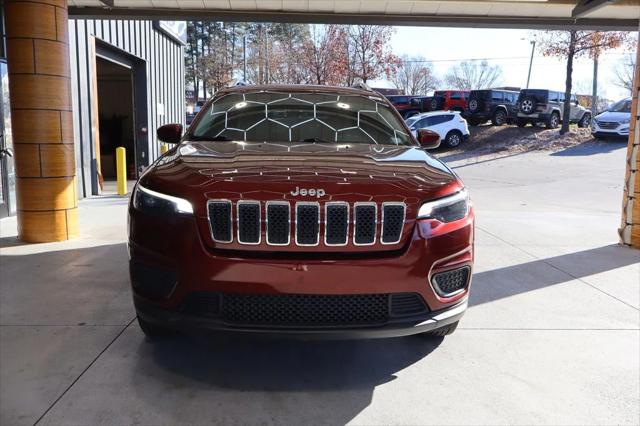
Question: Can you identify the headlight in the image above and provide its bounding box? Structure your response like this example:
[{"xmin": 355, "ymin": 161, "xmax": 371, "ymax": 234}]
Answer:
[
  {"xmin": 417, "ymin": 189, "xmax": 469, "ymax": 222},
  {"xmin": 132, "ymin": 184, "xmax": 193, "ymax": 215},
  {"xmin": 620, "ymin": 118, "xmax": 630, "ymax": 124}
]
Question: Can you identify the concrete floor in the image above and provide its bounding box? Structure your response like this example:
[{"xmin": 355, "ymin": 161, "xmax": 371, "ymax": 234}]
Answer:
[{"xmin": 1, "ymin": 140, "xmax": 638, "ymax": 425}]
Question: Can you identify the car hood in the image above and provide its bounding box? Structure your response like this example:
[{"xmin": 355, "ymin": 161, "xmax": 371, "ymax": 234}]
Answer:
[
  {"xmin": 142, "ymin": 141, "xmax": 461, "ymax": 218},
  {"xmin": 595, "ymin": 111, "xmax": 630, "ymax": 122}
]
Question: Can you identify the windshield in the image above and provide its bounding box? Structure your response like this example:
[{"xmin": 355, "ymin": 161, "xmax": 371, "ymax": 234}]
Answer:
[
  {"xmin": 607, "ymin": 99, "xmax": 632, "ymax": 113},
  {"xmin": 389, "ymin": 96, "xmax": 409, "ymax": 104},
  {"xmin": 405, "ymin": 116, "xmax": 419, "ymax": 127},
  {"xmin": 471, "ymin": 90, "xmax": 490, "ymax": 100},
  {"xmin": 189, "ymin": 91, "xmax": 413, "ymax": 146}
]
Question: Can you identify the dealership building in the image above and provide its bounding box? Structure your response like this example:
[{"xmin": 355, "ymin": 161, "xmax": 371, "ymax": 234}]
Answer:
[{"xmin": 0, "ymin": 7, "xmax": 185, "ymax": 229}]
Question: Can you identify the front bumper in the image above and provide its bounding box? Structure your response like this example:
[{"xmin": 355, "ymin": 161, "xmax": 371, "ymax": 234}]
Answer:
[
  {"xmin": 134, "ymin": 294, "xmax": 468, "ymax": 339},
  {"xmin": 517, "ymin": 112, "xmax": 551, "ymax": 121},
  {"xmin": 129, "ymin": 206, "xmax": 474, "ymax": 339},
  {"xmin": 591, "ymin": 125, "xmax": 629, "ymax": 138}
]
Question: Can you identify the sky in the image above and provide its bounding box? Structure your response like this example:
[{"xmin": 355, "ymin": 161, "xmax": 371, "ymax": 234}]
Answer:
[{"xmin": 372, "ymin": 27, "xmax": 634, "ymax": 101}]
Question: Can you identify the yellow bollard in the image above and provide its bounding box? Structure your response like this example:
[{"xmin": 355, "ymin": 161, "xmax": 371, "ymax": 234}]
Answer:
[
  {"xmin": 160, "ymin": 143, "xmax": 168, "ymax": 154},
  {"xmin": 116, "ymin": 147, "xmax": 127, "ymax": 196}
]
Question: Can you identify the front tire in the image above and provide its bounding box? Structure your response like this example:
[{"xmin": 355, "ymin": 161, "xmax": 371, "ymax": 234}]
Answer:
[
  {"xmin": 491, "ymin": 109, "xmax": 507, "ymax": 126},
  {"xmin": 578, "ymin": 113, "xmax": 591, "ymax": 128},
  {"xmin": 137, "ymin": 315, "xmax": 174, "ymax": 339},
  {"xmin": 426, "ymin": 321, "xmax": 459, "ymax": 337},
  {"xmin": 546, "ymin": 112, "xmax": 560, "ymax": 129},
  {"xmin": 445, "ymin": 130, "xmax": 463, "ymax": 148}
]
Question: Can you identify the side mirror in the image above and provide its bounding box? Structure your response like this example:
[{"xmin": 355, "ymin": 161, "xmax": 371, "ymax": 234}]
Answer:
[
  {"xmin": 157, "ymin": 123, "xmax": 183, "ymax": 144},
  {"xmin": 417, "ymin": 129, "xmax": 441, "ymax": 150}
]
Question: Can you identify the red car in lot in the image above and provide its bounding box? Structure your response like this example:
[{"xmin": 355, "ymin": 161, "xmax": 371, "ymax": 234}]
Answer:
[
  {"xmin": 386, "ymin": 95, "xmax": 433, "ymax": 119},
  {"xmin": 430, "ymin": 90, "xmax": 470, "ymax": 113},
  {"xmin": 129, "ymin": 84, "xmax": 475, "ymax": 340}
]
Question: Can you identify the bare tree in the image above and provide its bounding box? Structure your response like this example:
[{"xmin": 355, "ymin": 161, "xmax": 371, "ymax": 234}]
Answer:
[
  {"xmin": 444, "ymin": 60, "xmax": 502, "ymax": 90},
  {"xmin": 300, "ymin": 25, "xmax": 348, "ymax": 85},
  {"xmin": 391, "ymin": 56, "xmax": 439, "ymax": 95},
  {"xmin": 345, "ymin": 25, "xmax": 399, "ymax": 84},
  {"xmin": 613, "ymin": 53, "xmax": 636, "ymax": 94}
]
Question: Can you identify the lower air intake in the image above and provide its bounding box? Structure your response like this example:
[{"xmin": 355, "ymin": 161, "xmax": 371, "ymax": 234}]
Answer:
[
  {"xmin": 431, "ymin": 266, "xmax": 471, "ymax": 297},
  {"xmin": 223, "ymin": 293, "xmax": 389, "ymax": 327}
]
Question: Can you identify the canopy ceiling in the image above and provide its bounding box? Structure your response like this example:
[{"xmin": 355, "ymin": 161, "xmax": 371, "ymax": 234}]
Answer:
[{"xmin": 68, "ymin": 1, "xmax": 640, "ymax": 30}]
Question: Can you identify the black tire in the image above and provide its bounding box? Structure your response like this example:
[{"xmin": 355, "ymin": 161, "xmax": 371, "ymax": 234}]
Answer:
[
  {"xmin": 137, "ymin": 315, "xmax": 174, "ymax": 339},
  {"xmin": 546, "ymin": 112, "xmax": 560, "ymax": 129},
  {"xmin": 426, "ymin": 321, "xmax": 459, "ymax": 337},
  {"xmin": 491, "ymin": 109, "xmax": 507, "ymax": 126},
  {"xmin": 444, "ymin": 130, "xmax": 464, "ymax": 148},
  {"xmin": 519, "ymin": 96, "xmax": 537, "ymax": 115},
  {"xmin": 578, "ymin": 113, "xmax": 591, "ymax": 128},
  {"xmin": 516, "ymin": 118, "xmax": 528, "ymax": 128}
]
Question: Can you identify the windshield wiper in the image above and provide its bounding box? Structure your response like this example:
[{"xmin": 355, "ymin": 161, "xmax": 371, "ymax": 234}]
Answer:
[
  {"xmin": 299, "ymin": 138, "xmax": 331, "ymax": 143},
  {"xmin": 189, "ymin": 135, "xmax": 232, "ymax": 142}
]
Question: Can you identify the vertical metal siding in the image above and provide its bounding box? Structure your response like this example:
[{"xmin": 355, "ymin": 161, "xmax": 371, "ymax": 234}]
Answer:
[{"xmin": 68, "ymin": 19, "xmax": 185, "ymax": 198}]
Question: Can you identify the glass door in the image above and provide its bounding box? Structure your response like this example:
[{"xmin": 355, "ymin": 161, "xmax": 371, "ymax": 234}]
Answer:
[{"xmin": 0, "ymin": 61, "xmax": 15, "ymax": 218}]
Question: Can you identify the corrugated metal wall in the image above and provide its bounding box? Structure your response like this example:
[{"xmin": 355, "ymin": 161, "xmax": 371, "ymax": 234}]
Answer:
[{"xmin": 68, "ymin": 19, "xmax": 185, "ymax": 197}]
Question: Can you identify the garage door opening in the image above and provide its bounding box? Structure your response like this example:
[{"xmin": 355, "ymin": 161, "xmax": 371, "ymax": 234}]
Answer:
[{"xmin": 96, "ymin": 57, "xmax": 136, "ymax": 189}]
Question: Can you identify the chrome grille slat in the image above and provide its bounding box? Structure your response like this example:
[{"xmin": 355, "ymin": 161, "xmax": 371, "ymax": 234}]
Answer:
[
  {"xmin": 353, "ymin": 203, "xmax": 377, "ymax": 246},
  {"xmin": 237, "ymin": 201, "xmax": 261, "ymax": 244},
  {"xmin": 209, "ymin": 200, "xmax": 405, "ymax": 246},
  {"xmin": 381, "ymin": 203, "xmax": 406, "ymax": 245},
  {"xmin": 295, "ymin": 202, "xmax": 320, "ymax": 246},
  {"xmin": 266, "ymin": 201, "xmax": 291, "ymax": 246},
  {"xmin": 207, "ymin": 200, "xmax": 233, "ymax": 243},
  {"xmin": 325, "ymin": 202, "xmax": 349, "ymax": 246}
]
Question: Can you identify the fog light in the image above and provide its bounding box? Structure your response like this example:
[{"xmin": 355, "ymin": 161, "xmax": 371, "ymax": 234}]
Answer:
[{"xmin": 431, "ymin": 266, "xmax": 470, "ymax": 297}]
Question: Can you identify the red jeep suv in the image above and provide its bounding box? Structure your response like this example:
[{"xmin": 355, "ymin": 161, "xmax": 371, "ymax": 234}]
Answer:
[
  {"xmin": 430, "ymin": 90, "xmax": 470, "ymax": 113},
  {"xmin": 129, "ymin": 85, "xmax": 474, "ymax": 340}
]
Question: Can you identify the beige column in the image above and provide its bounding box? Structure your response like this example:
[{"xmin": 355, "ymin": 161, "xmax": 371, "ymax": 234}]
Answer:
[
  {"xmin": 620, "ymin": 31, "xmax": 640, "ymax": 248},
  {"xmin": 4, "ymin": 0, "xmax": 78, "ymax": 242}
]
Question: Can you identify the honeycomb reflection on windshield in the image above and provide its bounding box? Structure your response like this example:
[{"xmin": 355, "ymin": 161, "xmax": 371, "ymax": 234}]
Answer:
[{"xmin": 192, "ymin": 91, "xmax": 412, "ymax": 146}]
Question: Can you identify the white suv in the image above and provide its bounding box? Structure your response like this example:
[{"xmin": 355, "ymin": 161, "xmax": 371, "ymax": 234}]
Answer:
[
  {"xmin": 592, "ymin": 98, "xmax": 631, "ymax": 139},
  {"xmin": 406, "ymin": 111, "xmax": 470, "ymax": 148}
]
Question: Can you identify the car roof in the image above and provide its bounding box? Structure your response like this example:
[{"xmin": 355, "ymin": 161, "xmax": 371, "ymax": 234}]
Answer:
[
  {"xmin": 213, "ymin": 84, "xmax": 381, "ymax": 99},
  {"xmin": 412, "ymin": 110, "xmax": 460, "ymax": 119}
]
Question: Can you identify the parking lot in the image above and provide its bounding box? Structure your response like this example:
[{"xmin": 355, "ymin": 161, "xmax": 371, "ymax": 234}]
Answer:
[{"xmin": 1, "ymin": 139, "xmax": 638, "ymax": 425}]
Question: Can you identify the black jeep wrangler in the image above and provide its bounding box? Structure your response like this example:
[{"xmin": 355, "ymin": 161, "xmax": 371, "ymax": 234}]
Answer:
[{"xmin": 466, "ymin": 89, "xmax": 519, "ymax": 126}]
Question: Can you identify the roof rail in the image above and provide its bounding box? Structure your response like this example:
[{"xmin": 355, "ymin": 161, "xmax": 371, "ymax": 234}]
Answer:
[{"xmin": 351, "ymin": 82, "xmax": 373, "ymax": 92}]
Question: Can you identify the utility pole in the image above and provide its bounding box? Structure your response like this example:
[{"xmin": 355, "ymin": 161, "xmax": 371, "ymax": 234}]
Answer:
[
  {"xmin": 265, "ymin": 31, "xmax": 269, "ymax": 84},
  {"xmin": 243, "ymin": 35, "xmax": 247, "ymax": 82},
  {"xmin": 592, "ymin": 54, "xmax": 599, "ymax": 114},
  {"xmin": 526, "ymin": 40, "xmax": 536, "ymax": 89}
]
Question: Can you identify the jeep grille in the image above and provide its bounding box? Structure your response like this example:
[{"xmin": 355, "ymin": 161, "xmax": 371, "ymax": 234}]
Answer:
[{"xmin": 207, "ymin": 200, "xmax": 406, "ymax": 247}]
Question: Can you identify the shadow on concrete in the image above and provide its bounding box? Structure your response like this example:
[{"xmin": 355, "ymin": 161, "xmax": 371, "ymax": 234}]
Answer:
[
  {"xmin": 132, "ymin": 332, "xmax": 442, "ymax": 424},
  {"xmin": 470, "ymin": 244, "xmax": 639, "ymax": 307},
  {"xmin": 0, "ymin": 236, "xmax": 25, "ymax": 248},
  {"xmin": 0, "ymin": 243, "xmax": 132, "ymax": 325},
  {"xmin": 550, "ymin": 139, "xmax": 627, "ymax": 157}
]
